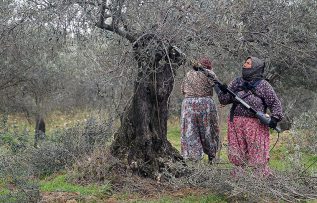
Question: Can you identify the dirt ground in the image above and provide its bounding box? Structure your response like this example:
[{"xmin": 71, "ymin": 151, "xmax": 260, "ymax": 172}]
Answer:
[
  {"xmin": 40, "ymin": 174, "xmax": 212, "ymax": 203},
  {"xmin": 40, "ymin": 187, "xmax": 211, "ymax": 203}
]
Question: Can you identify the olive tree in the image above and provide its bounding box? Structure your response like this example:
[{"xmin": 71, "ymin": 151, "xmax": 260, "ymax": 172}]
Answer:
[{"xmin": 16, "ymin": 0, "xmax": 212, "ymax": 178}]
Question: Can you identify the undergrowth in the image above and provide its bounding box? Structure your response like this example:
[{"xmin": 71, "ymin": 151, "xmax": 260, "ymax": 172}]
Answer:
[{"xmin": 0, "ymin": 112, "xmax": 316, "ymax": 202}]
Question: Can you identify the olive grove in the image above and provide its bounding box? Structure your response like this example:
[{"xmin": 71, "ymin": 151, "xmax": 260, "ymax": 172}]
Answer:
[{"xmin": 0, "ymin": 0, "xmax": 317, "ymax": 201}]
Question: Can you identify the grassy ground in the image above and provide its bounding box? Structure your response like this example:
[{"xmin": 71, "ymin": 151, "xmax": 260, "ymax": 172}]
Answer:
[
  {"xmin": 168, "ymin": 116, "xmax": 317, "ymax": 172},
  {"xmin": 39, "ymin": 173, "xmax": 227, "ymax": 202},
  {"xmin": 1, "ymin": 112, "xmax": 317, "ymax": 202},
  {"xmin": 40, "ymin": 174, "xmax": 114, "ymax": 201},
  {"xmin": 2, "ymin": 110, "xmax": 95, "ymax": 134},
  {"xmin": 40, "ymin": 174, "xmax": 226, "ymax": 203}
]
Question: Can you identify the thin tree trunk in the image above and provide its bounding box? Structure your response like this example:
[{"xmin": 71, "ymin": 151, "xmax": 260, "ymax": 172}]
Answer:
[{"xmin": 34, "ymin": 114, "xmax": 46, "ymax": 148}]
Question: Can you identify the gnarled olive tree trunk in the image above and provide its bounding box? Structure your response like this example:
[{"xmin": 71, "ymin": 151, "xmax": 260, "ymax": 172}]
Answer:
[{"xmin": 111, "ymin": 34, "xmax": 185, "ymax": 178}]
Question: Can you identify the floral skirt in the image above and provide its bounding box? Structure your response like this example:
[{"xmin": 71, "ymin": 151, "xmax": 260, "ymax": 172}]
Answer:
[
  {"xmin": 227, "ymin": 116, "xmax": 271, "ymax": 177},
  {"xmin": 180, "ymin": 97, "xmax": 219, "ymax": 160}
]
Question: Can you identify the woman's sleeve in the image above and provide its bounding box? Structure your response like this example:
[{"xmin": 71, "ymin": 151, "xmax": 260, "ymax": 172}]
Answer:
[
  {"xmin": 262, "ymin": 81, "xmax": 284, "ymax": 121},
  {"xmin": 216, "ymin": 78, "xmax": 238, "ymax": 105},
  {"xmin": 206, "ymin": 69, "xmax": 219, "ymax": 87}
]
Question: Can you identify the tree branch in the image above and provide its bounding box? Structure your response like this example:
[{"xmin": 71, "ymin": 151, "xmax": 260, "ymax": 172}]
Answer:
[
  {"xmin": 96, "ymin": 22, "xmax": 136, "ymax": 43},
  {"xmin": 96, "ymin": 0, "xmax": 137, "ymax": 43}
]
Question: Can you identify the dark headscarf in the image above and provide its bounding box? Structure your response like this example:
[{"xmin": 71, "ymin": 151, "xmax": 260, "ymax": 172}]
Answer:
[{"xmin": 242, "ymin": 56, "xmax": 265, "ymax": 81}]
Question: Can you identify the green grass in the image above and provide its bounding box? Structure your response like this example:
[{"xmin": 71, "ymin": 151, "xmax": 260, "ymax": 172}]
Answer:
[
  {"xmin": 269, "ymin": 139, "xmax": 317, "ymax": 172},
  {"xmin": 132, "ymin": 194, "xmax": 226, "ymax": 203},
  {"xmin": 166, "ymin": 120, "xmax": 230, "ymax": 165},
  {"xmin": 269, "ymin": 144, "xmax": 289, "ymax": 170},
  {"xmin": 0, "ymin": 179, "xmax": 13, "ymax": 202},
  {"xmin": 167, "ymin": 125, "xmax": 181, "ymax": 151},
  {"xmin": 1, "ymin": 110, "xmax": 97, "ymax": 136},
  {"xmin": 40, "ymin": 174, "xmax": 227, "ymax": 202},
  {"xmin": 0, "ymin": 188, "xmax": 10, "ymax": 196},
  {"xmin": 166, "ymin": 119, "xmax": 317, "ymax": 173},
  {"xmin": 40, "ymin": 174, "xmax": 112, "ymax": 198},
  {"xmin": 299, "ymin": 154, "xmax": 317, "ymax": 173}
]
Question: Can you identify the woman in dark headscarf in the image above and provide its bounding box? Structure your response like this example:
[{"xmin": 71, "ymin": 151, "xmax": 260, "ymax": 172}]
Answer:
[{"xmin": 216, "ymin": 56, "xmax": 283, "ymax": 178}]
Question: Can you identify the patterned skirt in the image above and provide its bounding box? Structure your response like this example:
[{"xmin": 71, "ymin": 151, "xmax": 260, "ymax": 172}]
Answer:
[
  {"xmin": 227, "ymin": 116, "xmax": 271, "ymax": 177},
  {"xmin": 180, "ymin": 97, "xmax": 219, "ymax": 160}
]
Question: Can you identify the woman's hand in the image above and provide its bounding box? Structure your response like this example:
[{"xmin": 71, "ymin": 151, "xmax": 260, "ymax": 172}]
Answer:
[
  {"xmin": 269, "ymin": 117, "xmax": 278, "ymax": 128},
  {"xmin": 217, "ymin": 83, "xmax": 228, "ymax": 93}
]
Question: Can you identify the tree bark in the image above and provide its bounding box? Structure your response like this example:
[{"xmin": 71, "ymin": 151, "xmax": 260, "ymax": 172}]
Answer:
[{"xmin": 111, "ymin": 34, "xmax": 185, "ymax": 178}]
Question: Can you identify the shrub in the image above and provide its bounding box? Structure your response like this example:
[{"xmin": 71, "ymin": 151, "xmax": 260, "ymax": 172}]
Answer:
[
  {"xmin": 0, "ymin": 155, "xmax": 40, "ymax": 202},
  {"xmin": 28, "ymin": 143, "xmax": 73, "ymax": 177},
  {"xmin": 68, "ymin": 147, "xmax": 124, "ymax": 184},
  {"xmin": 291, "ymin": 112, "xmax": 317, "ymax": 154},
  {"xmin": 28, "ymin": 117, "xmax": 113, "ymax": 177}
]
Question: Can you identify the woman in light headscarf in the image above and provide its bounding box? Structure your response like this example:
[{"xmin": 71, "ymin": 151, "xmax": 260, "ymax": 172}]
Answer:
[{"xmin": 181, "ymin": 57, "xmax": 219, "ymax": 164}]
